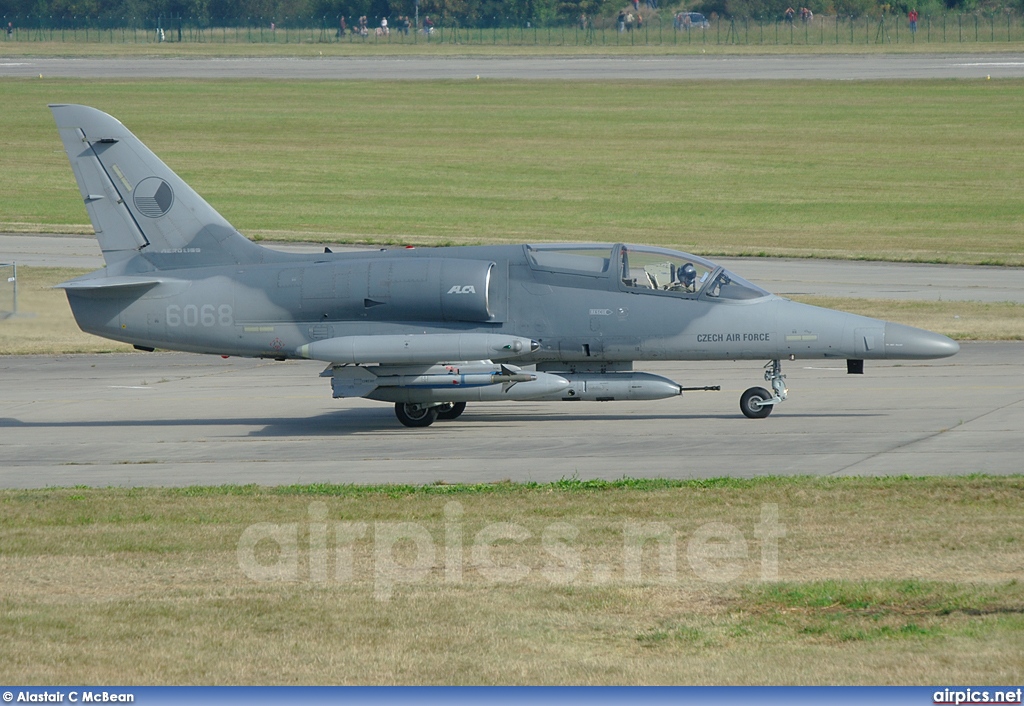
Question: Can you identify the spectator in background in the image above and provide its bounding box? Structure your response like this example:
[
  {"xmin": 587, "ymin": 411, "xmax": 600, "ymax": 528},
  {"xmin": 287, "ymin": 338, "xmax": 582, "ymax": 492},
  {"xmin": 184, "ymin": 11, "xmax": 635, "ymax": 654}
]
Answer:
[
  {"xmin": 6, "ymin": 22, "xmax": 13, "ymax": 38},
  {"xmin": 908, "ymin": 8, "xmax": 919, "ymax": 33},
  {"xmin": 617, "ymin": 10, "xmax": 626, "ymax": 31},
  {"xmin": 784, "ymin": 7, "xmax": 795, "ymax": 23}
]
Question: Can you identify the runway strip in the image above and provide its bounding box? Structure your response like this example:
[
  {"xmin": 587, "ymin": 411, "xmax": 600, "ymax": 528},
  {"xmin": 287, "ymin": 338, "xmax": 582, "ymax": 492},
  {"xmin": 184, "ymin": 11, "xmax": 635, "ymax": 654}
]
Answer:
[
  {"xmin": 4, "ymin": 54, "xmax": 1024, "ymax": 80},
  {"xmin": 1, "ymin": 343, "xmax": 1020, "ymax": 488}
]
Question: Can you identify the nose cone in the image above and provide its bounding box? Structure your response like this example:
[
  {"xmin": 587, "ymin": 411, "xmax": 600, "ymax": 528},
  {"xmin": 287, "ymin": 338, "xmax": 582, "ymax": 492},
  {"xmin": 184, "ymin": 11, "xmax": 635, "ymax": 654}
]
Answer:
[{"xmin": 884, "ymin": 322, "xmax": 960, "ymax": 359}]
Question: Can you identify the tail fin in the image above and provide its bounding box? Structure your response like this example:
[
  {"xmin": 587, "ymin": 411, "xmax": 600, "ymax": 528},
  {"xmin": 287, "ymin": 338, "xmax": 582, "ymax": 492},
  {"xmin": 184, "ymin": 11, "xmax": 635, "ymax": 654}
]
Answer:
[{"xmin": 51, "ymin": 104, "xmax": 265, "ymax": 270}]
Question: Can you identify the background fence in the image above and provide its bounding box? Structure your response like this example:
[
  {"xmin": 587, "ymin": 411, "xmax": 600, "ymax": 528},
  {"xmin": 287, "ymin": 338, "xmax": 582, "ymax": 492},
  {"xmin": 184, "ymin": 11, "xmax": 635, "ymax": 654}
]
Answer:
[{"xmin": 2, "ymin": 13, "xmax": 1022, "ymax": 46}]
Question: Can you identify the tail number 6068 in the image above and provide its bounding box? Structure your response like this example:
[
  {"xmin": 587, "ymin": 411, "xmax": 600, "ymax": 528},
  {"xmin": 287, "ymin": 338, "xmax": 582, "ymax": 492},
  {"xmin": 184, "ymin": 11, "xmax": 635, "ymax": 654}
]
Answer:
[{"xmin": 166, "ymin": 304, "xmax": 233, "ymax": 327}]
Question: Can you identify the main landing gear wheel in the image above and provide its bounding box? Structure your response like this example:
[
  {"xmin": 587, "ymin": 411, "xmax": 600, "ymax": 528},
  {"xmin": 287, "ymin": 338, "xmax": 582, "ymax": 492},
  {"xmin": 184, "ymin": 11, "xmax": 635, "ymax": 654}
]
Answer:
[
  {"xmin": 436, "ymin": 401, "xmax": 467, "ymax": 420},
  {"xmin": 740, "ymin": 387, "xmax": 774, "ymax": 419},
  {"xmin": 394, "ymin": 403, "xmax": 439, "ymax": 428}
]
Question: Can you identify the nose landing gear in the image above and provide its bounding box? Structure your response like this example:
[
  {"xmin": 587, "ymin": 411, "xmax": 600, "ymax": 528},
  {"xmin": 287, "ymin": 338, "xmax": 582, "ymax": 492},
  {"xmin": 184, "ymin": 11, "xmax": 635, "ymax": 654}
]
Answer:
[{"xmin": 740, "ymin": 359, "xmax": 788, "ymax": 419}]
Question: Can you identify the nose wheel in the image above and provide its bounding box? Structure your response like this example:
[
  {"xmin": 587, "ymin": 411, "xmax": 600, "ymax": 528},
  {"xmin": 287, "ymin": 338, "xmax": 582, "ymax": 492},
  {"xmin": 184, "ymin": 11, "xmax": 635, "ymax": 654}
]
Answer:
[
  {"xmin": 740, "ymin": 359, "xmax": 788, "ymax": 419},
  {"xmin": 740, "ymin": 386, "xmax": 774, "ymax": 419}
]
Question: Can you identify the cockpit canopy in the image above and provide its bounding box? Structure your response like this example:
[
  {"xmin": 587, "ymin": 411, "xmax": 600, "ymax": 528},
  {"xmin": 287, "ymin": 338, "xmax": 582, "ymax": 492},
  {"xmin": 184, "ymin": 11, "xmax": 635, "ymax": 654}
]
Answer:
[{"xmin": 526, "ymin": 243, "xmax": 770, "ymax": 301}]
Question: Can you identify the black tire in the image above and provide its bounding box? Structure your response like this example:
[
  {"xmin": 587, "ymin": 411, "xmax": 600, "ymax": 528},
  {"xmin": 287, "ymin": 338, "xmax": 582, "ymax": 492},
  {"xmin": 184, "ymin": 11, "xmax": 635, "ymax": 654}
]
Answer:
[
  {"xmin": 394, "ymin": 403, "xmax": 439, "ymax": 428},
  {"xmin": 740, "ymin": 387, "xmax": 774, "ymax": 419},
  {"xmin": 436, "ymin": 401, "xmax": 467, "ymax": 420}
]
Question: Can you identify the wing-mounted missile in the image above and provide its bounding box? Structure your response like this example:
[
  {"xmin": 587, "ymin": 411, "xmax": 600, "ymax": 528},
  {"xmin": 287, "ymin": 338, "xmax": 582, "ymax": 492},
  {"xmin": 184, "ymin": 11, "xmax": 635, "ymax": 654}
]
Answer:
[
  {"xmin": 327, "ymin": 365, "xmax": 379, "ymax": 398},
  {"xmin": 329, "ymin": 362, "xmax": 571, "ymax": 402},
  {"xmin": 364, "ymin": 364, "xmax": 537, "ymax": 391},
  {"xmin": 365, "ymin": 372, "xmax": 571, "ymax": 403},
  {"xmin": 297, "ymin": 333, "xmax": 538, "ymax": 365}
]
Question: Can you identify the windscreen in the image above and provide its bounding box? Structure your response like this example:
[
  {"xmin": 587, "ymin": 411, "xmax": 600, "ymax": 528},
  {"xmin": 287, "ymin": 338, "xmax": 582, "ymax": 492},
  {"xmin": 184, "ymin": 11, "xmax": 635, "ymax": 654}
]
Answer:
[{"xmin": 619, "ymin": 245, "xmax": 770, "ymax": 300}]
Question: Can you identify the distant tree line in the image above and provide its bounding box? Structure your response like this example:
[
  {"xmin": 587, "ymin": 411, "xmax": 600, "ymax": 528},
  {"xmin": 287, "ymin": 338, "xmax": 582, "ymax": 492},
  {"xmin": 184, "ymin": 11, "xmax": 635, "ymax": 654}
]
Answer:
[{"xmin": 1, "ymin": 0, "xmax": 1020, "ymax": 23}]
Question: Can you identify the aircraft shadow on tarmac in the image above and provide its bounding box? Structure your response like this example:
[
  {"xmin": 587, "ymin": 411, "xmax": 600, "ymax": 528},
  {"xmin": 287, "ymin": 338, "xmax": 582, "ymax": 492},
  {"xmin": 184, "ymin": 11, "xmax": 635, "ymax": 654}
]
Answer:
[{"xmin": 0, "ymin": 408, "xmax": 882, "ymax": 438}]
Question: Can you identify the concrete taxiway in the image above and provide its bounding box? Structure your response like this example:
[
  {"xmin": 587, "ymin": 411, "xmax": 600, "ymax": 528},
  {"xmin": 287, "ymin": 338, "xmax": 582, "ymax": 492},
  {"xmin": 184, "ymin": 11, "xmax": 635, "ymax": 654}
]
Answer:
[
  {"xmin": 1, "ymin": 343, "xmax": 1020, "ymax": 488},
  {"xmin": 4, "ymin": 54, "xmax": 1024, "ymax": 80}
]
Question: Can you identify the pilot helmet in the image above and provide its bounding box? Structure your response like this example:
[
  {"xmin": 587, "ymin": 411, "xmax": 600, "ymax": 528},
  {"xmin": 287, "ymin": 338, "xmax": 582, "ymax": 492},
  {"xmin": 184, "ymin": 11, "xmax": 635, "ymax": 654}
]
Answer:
[{"xmin": 680, "ymin": 263, "xmax": 697, "ymax": 286}]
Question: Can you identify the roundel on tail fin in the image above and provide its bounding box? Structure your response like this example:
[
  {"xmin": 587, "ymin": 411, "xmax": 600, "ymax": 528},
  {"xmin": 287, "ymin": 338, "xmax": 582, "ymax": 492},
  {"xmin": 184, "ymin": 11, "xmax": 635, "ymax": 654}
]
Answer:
[{"xmin": 133, "ymin": 177, "xmax": 174, "ymax": 218}]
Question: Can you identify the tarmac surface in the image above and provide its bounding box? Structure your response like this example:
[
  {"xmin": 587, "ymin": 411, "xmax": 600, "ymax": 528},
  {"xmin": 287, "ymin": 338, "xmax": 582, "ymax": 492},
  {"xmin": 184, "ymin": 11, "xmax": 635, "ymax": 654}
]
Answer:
[
  {"xmin": 1, "ymin": 343, "xmax": 1020, "ymax": 488},
  {"xmin": 3, "ymin": 235, "xmax": 1022, "ymax": 489},
  {"xmin": 4, "ymin": 54, "xmax": 1024, "ymax": 80}
]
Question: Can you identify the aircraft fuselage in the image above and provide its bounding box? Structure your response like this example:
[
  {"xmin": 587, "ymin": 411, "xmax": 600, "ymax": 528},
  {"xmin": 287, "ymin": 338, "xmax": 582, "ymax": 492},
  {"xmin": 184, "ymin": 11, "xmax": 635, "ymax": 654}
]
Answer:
[{"xmin": 65, "ymin": 242, "xmax": 956, "ymax": 366}]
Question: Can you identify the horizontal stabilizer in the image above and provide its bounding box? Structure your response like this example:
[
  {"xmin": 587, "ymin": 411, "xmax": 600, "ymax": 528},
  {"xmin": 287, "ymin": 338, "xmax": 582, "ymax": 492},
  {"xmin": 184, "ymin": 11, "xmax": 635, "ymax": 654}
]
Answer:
[{"xmin": 56, "ymin": 276, "xmax": 172, "ymax": 291}]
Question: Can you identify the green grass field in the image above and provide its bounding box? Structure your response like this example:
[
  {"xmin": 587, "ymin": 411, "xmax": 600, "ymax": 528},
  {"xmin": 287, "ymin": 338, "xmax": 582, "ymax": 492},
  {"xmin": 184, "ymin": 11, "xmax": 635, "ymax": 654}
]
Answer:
[
  {"xmin": 3, "ymin": 78, "xmax": 1023, "ymax": 264},
  {"xmin": 1, "ymin": 477, "xmax": 1022, "ymax": 684}
]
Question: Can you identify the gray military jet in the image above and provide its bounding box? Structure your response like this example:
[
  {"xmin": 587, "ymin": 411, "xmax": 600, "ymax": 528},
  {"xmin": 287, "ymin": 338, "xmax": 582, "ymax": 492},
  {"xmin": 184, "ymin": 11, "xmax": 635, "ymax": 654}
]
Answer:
[{"xmin": 51, "ymin": 104, "xmax": 959, "ymax": 427}]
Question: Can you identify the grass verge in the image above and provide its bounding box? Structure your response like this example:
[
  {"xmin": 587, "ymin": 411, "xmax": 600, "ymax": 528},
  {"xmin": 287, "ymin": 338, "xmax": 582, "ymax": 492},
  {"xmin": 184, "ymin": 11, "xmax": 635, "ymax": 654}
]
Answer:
[
  {"xmin": 789, "ymin": 296, "xmax": 1024, "ymax": 340},
  {"xmin": 1, "ymin": 476, "xmax": 1021, "ymax": 684},
  {"xmin": 0, "ymin": 267, "xmax": 133, "ymax": 354}
]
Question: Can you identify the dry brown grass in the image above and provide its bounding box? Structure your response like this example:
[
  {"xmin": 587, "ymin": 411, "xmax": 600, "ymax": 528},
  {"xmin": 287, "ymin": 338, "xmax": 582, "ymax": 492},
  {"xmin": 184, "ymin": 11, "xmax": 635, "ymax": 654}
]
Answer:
[
  {"xmin": 0, "ymin": 267, "xmax": 132, "ymax": 354},
  {"xmin": 790, "ymin": 296, "xmax": 1024, "ymax": 340},
  {"xmin": 1, "ymin": 478, "xmax": 1021, "ymax": 684}
]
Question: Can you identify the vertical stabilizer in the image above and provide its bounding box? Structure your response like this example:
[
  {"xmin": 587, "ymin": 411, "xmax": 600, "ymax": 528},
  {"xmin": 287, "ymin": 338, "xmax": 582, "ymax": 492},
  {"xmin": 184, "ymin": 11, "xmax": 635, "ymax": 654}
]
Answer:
[{"xmin": 50, "ymin": 104, "xmax": 266, "ymax": 269}]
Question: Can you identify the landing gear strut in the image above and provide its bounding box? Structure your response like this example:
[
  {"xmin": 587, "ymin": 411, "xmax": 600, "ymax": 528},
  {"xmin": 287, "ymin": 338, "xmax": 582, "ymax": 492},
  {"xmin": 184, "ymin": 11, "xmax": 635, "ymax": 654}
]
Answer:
[
  {"xmin": 436, "ymin": 401, "xmax": 467, "ymax": 420},
  {"xmin": 740, "ymin": 359, "xmax": 788, "ymax": 419}
]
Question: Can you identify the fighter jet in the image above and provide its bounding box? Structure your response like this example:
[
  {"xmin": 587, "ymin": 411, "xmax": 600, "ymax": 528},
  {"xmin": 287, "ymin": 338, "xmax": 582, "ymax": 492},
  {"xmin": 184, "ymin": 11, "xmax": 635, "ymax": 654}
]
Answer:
[{"xmin": 50, "ymin": 104, "xmax": 959, "ymax": 427}]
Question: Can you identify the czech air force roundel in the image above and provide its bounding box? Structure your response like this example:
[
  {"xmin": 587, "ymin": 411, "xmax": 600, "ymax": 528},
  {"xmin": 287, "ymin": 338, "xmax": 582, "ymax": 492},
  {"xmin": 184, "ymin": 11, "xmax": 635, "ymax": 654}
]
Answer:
[{"xmin": 133, "ymin": 177, "xmax": 174, "ymax": 218}]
